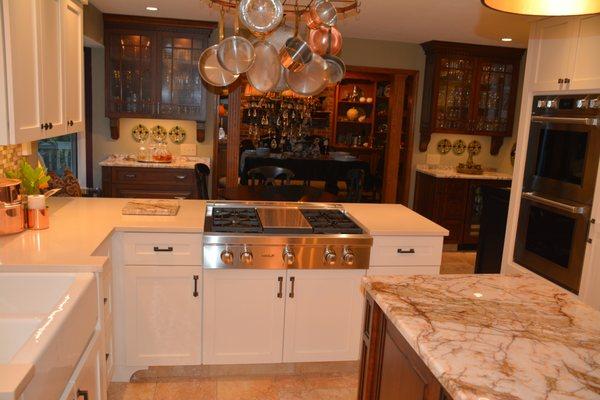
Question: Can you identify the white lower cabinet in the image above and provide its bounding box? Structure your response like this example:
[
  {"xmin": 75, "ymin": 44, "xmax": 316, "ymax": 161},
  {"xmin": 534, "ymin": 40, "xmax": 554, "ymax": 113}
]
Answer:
[
  {"xmin": 202, "ymin": 268, "xmax": 366, "ymax": 365},
  {"xmin": 123, "ymin": 265, "xmax": 202, "ymax": 366},
  {"xmin": 202, "ymin": 269, "xmax": 286, "ymax": 364},
  {"xmin": 283, "ymin": 269, "xmax": 365, "ymax": 362},
  {"xmin": 61, "ymin": 332, "xmax": 105, "ymax": 400}
]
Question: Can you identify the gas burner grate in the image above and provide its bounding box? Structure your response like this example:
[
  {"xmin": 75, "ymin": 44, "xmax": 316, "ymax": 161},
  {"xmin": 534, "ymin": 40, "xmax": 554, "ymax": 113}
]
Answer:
[
  {"xmin": 211, "ymin": 207, "xmax": 263, "ymax": 233},
  {"xmin": 300, "ymin": 209, "xmax": 363, "ymax": 234}
]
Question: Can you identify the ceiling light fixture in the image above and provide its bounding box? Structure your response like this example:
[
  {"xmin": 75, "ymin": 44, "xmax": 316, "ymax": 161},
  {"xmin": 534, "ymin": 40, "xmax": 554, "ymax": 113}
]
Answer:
[
  {"xmin": 501, "ymin": 37, "xmax": 513, "ymax": 42},
  {"xmin": 145, "ymin": 6, "xmax": 159, "ymax": 11},
  {"xmin": 482, "ymin": 0, "xmax": 600, "ymax": 16}
]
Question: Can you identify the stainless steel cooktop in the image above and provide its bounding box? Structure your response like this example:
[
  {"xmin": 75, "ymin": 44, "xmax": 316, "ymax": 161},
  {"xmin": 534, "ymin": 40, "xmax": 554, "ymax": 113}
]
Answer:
[{"xmin": 203, "ymin": 201, "xmax": 372, "ymax": 270}]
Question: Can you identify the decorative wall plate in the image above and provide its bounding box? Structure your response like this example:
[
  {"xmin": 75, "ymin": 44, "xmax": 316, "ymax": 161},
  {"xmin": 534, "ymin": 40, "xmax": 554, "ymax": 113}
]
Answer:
[
  {"xmin": 131, "ymin": 124, "xmax": 149, "ymax": 143},
  {"xmin": 437, "ymin": 138, "xmax": 452, "ymax": 154},
  {"xmin": 452, "ymin": 139, "xmax": 466, "ymax": 155},
  {"xmin": 169, "ymin": 125, "xmax": 187, "ymax": 144},
  {"xmin": 467, "ymin": 140, "xmax": 482, "ymax": 155},
  {"xmin": 151, "ymin": 125, "xmax": 168, "ymax": 143}
]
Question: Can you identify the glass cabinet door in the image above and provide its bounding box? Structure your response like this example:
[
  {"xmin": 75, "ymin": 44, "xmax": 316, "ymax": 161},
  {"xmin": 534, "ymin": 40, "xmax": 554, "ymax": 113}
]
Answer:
[
  {"xmin": 107, "ymin": 33, "xmax": 154, "ymax": 115},
  {"xmin": 474, "ymin": 61, "xmax": 515, "ymax": 135},
  {"xmin": 434, "ymin": 56, "xmax": 474, "ymax": 132},
  {"xmin": 159, "ymin": 33, "xmax": 208, "ymax": 121}
]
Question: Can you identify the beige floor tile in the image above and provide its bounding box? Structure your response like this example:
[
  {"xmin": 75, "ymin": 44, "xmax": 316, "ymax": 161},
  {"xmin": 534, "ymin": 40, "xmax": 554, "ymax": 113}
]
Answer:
[
  {"xmin": 440, "ymin": 251, "xmax": 476, "ymax": 274},
  {"xmin": 155, "ymin": 378, "xmax": 217, "ymax": 400},
  {"xmin": 216, "ymin": 377, "xmax": 278, "ymax": 400},
  {"xmin": 108, "ymin": 382, "xmax": 156, "ymax": 400}
]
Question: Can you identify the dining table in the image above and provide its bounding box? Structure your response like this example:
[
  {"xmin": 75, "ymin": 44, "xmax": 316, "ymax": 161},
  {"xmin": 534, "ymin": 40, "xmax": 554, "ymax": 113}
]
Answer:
[
  {"xmin": 239, "ymin": 152, "xmax": 371, "ymax": 194},
  {"xmin": 221, "ymin": 185, "xmax": 338, "ymax": 202}
]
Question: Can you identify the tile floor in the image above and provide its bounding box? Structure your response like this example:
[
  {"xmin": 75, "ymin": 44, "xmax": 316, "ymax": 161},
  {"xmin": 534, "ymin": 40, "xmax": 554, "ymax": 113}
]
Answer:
[
  {"xmin": 108, "ymin": 371, "xmax": 358, "ymax": 400},
  {"xmin": 440, "ymin": 251, "xmax": 476, "ymax": 274}
]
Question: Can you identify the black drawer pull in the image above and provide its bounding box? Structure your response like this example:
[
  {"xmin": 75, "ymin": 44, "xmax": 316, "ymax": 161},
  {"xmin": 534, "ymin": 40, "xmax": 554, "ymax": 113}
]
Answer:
[
  {"xmin": 397, "ymin": 248, "xmax": 415, "ymax": 254},
  {"xmin": 153, "ymin": 246, "xmax": 173, "ymax": 252},
  {"xmin": 289, "ymin": 276, "xmax": 295, "ymax": 298},
  {"xmin": 277, "ymin": 276, "xmax": 283, "ymax": 298},
  {"xmin": 193, "ymin": 275, "xmax": 199, "ymax": 297},
  {"xmin": 77, "ymin": 390, "xmax": 89, "ymax": 400}
]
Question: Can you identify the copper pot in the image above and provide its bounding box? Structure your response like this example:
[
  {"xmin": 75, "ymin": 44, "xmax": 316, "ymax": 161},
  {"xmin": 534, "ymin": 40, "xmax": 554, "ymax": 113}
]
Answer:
[
  {"xmin": 0, "ymin": 203, "xmax": 25, "ymax": 235},
  {"xmin": 307, "ymin": 26, "xmax": 342, "ymax": 56},
  {"xmin": 303, "ymin": 0, "xmax": 337, "ymax": 29},
  {"xmin": 0, "ymin": 178, "xmax": 22, "ymax": 204},
  {"xmin": 279, "ymin": 37, "xmax": 313, "ymax": 72}
]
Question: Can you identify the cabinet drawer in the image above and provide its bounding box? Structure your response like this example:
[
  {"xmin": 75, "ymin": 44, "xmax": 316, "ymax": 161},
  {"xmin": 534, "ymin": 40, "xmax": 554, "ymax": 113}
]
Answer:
[
  {"xmin": 122, "ymin": 233, "xmax": 202, "ymax": 266},
  {"xmin": 115, "ymin": 168, "xmax": 194, "ymax": 185},
  {"xmin": 370, "ymin": 236, "xmax": 443, "ymax": 266}
]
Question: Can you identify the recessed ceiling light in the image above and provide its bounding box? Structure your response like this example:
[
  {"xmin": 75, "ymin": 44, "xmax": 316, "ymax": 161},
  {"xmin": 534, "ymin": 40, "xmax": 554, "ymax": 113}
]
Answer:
[
  {"xmin": 501, "ymin": 37, "xmax": 513, "ymax": 42},
  {"xmin": 146, "ymin": 6, "xmax": 159, "ymax": 11}
]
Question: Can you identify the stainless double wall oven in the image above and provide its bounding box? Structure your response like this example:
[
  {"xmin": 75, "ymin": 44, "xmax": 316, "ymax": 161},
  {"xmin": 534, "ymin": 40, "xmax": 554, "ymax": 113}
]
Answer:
[{"xmin": 515, "ymin": 93, "xmax": 600, "ymax": 293}]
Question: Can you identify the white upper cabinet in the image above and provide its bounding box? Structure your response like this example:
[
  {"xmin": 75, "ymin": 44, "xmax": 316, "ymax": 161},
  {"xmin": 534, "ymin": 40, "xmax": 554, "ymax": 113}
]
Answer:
[
  {"xmin": 62, "ymin": 0, "xmax": 84, "ymax": 133},
  {"xmin": 2, "ymin": 0, "xmax": 44, "ymax": 143},
  {"xmin": 568, "ymin": 13, "xmax": 600, "ymax": 90},
  {"xmin": 283, "ymin": 269, "xmax": 365, "ymax": 363},
  {"xmin": 529, "ymin": 16, "xmax": 600, "ymax": 92},
  {"xmin": 1, "ymin": 0, "xmax": 84, "ymax": 145}
]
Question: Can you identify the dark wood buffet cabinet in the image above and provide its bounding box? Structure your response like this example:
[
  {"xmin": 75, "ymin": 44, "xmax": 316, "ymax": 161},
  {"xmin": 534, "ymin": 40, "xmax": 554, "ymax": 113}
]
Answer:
[
  {"xmin": 413, "ymin": 172, "xmax": 511, "ymax": 246},
  {"xmin": 102, "ymin": 166, "xmax": 198, "ymax": 199},
  {"xmin": 359, "ymin": 294, "xmax": 453, "ymax": 400}
]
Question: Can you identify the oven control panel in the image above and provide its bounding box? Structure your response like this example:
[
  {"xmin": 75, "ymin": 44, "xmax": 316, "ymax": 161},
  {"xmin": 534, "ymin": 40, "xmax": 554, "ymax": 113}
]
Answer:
[
  {"xmin": 203, "ymin": 243, "xmax": 371, "ymax": 270},
  {"xmin": 533, "ymin": 94, "xmax": 600, "ymax": 115}
]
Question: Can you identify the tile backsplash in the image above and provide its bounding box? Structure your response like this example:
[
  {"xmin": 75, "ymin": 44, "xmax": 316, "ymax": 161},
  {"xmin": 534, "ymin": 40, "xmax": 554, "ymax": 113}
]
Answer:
[{"xmin": 0, "ymin": 144, "xmax": 22, "ymax": 177}]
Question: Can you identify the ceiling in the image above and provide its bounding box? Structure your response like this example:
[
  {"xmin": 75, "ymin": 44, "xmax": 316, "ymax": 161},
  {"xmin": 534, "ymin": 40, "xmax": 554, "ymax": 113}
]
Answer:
[{"xmin": 90, "ymin": 0, "xmax": 536, "ymax": 47}]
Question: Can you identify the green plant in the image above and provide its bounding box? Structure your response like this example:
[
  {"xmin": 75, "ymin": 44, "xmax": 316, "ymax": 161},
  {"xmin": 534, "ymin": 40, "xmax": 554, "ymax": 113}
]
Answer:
[{"xmin": 6, "ymin": 160, "xmax": 50, "ymax": 195}]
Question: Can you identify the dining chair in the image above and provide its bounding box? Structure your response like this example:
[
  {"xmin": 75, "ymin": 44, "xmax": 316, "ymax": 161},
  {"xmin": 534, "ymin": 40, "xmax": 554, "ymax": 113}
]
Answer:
[
  {"xmin": 247, "ymin": 166, "xmax": 295, "ymax": 186},
  {"xmin": 342, "ymin": 168, "xmax": 365, "ymax": 203},
  {"xmin": 195, "ymin": 163, "xmax": 211, "ymax": 199}
]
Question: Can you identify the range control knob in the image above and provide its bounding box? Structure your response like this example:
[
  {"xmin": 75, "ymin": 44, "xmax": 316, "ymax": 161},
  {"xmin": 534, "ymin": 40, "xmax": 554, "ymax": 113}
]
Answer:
[
  {"xmin": 283, "ymin": 248, "xmax": 295, "ymax": 266},
  {"xmin": 590, "ymin": 98, "xmax": 600, "ymax": 109},
  {"xmin": 342, "ymin": 249, "xmax": 355, "ymax": 266},
  {"xmin": 240, "ymin": 250, "xmax": 253, "ymax": 265},
  {"xmin": 220, "ymin": 250, "xmax": 234, "ymax": 265},
  {"xmin": 576, "ymin": 98, "xmax": 589, "ymax": 109},
  {"xmin": 324, "ymin": 249, "xmax": 337, "ymax": 265},
  {"xmin": 536, "ymin": 99, "xmax": 546, "ymax": 108},
  {"xmin": 549, "ymin": 99, "xmax": 559, "ymax": 109}
]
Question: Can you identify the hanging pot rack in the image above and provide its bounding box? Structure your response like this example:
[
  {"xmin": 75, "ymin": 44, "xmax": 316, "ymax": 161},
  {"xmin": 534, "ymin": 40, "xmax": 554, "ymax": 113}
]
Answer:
[{"xmin": 206, "ymin": 0, "xmax": 360, "ymax": 17}]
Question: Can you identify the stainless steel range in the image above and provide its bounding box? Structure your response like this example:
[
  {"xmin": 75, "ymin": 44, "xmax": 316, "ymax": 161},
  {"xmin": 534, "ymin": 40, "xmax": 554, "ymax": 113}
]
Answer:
[{"xmin": 203, "ymin": 202, "xmax": 372, "ymax": 269}]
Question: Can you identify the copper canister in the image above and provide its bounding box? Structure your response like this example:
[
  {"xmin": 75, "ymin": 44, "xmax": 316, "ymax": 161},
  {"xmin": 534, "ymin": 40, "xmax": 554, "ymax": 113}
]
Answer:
[{"xmin": 0, "ymin": 178, "xmax": 26, "ymax": 235}]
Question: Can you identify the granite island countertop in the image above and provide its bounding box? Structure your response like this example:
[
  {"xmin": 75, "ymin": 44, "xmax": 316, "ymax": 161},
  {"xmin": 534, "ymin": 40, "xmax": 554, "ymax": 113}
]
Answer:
[
  {"xmin": 99, "ymin": 154, "xmax": 211, "ymax": 169},
  {"xmin": 417, "ymin": 164, "xmax": 513, "ymax": 180},
  {"xmin": 364, "ymin": 274, "xmax": 600, "ymax": 400}
]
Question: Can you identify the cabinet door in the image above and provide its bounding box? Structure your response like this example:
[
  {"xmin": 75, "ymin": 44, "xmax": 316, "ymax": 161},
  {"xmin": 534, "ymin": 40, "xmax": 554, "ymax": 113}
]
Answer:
[
  {"xmin": 39, "ymin": 0, "xmax": 66, "ymax": 137},
  {"xmin": 203, "ymin": 269, "xmax": 286, "ymax": 364},
  {"xmin": 73, "ymin": 335, "xmax": 104, "ymax": 400},
  {"xmin": 283, "ymin": 269, "xmax": 365, "ymax": 362},
  {"xmin": 62, "ymin": 0, "xmax": 84, "ymax": 133},
  {"xmin": 124, "ymin": 266, "xmax": 202, "ymax": 365},
  {"xmin": 568, "ymin": 14, "xmax": 600, "ymax": 90},
  {"xmin": 433, "ymin": 56, "xmax": 476, "ymax": 133},
  {"xmin": 2, "ymin": 0, "xmax": 44, "ymax": 143},
  {"xmin": 530, "ymin": 18, "xmax": 574, "ymax": 92}
]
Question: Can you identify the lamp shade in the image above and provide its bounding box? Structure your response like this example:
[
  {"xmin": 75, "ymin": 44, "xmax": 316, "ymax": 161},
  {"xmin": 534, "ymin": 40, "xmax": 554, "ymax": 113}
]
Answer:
[{"xmin": 482, "ymin": 0, "xmax": 600, "ymax": 16}]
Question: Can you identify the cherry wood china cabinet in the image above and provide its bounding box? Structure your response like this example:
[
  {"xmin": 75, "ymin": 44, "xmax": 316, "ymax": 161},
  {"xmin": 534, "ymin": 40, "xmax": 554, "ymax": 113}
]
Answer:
[
  {"xmin": 419, "ymin": 41, "xmax": 525, "ymax": 155},
  {"xmin": 103, "ymin": 15, "xmax": 216, "ymax": 142}
]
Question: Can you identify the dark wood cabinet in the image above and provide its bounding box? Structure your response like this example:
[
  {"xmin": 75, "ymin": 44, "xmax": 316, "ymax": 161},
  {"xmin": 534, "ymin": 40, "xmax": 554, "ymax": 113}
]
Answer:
[
  {"xmin": 359, "ymin": 294, "xmax": 453, "ymax": 400},
  {"xmin": 104, "ymin": 14, "xmax": 216, "ymax": 141},
  {"xmin": 413, "ymin": 172, "xmax": 510, "ymax": 246},
  {"xmin": 419, "ymin": 41, "xmax": 525, "ymax": 155},
  {"xmin": 102, "ymin": 166, "xmax": 198, "ymax": 199}
]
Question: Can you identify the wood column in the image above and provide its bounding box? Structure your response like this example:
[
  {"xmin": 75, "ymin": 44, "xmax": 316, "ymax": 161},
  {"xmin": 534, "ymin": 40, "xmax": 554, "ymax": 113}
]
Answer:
[
  {"xmin": 381, "ymin": 74, "xmax": 406, "ymax": 203},
  {"xmin": 225, "ymin": 85, "xmax": 242, "ymax": 188}
]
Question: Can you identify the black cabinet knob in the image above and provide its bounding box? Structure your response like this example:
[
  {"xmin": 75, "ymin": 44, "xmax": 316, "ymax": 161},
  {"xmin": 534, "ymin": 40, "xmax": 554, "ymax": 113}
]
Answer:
[
  {"xmin": 558, "ymin": 78, "xmax": 564, "ymax": 84},
  {"xmin": 48, "ymin": 122, "xmax": 53, "ymax": 129},
  {"xmin": 564, "ymin": 78, "xmax": 571, "ymax": 84}
]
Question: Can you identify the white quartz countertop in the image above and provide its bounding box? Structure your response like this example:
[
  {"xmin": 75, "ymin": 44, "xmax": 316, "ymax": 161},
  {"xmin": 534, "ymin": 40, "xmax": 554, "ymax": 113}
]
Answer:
[
  {"xmin": 344, "ymin": 203, "xmax": 449, "ymax": 236},
  {"xmin": 0, "ymin": 197, "xmax": 206, "ymax": 271},
  {"xmin": 416, "ymin": 164, "xmax": 513, "ymax": 180},
  {"xmin": 364, "ymin": 274, "xmax": 600, "ymax": 400},
  {"xmin": 99, "ymin": 155, "xmax": 211, "ymax": 169},
  {"xmin": 0, "ymin": 198, "xmax": 446, "ymax": 271}
]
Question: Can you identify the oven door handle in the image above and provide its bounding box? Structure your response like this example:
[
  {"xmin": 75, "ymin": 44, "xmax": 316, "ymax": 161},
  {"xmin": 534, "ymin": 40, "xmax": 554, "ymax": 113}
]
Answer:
[
  {"xmin": 522, "ymin": 192, "xmax": 590, "ymax": 215},
  {"xmin": 531, "ymin": 116, "xmax": 599, "ymax": 126}
]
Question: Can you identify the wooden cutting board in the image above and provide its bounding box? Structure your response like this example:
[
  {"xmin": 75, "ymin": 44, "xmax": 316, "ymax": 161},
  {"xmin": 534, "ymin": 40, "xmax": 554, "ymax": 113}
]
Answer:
[{"xmin": 122, "ymin": 200, "xmax": 180, "ymax": 216}]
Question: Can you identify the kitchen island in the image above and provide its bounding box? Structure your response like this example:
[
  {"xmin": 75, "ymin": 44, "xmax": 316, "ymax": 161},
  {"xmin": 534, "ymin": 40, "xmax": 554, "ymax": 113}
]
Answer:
[{"xmin": 360, "ymin": 274, "xmax": 600, "ymax": 400}]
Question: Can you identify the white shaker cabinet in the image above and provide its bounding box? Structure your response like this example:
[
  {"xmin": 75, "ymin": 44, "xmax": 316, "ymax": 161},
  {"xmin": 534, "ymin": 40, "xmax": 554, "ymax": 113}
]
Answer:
[
  {"xmin": 62, "ymin": 0, "xmax": 84, "ymax": 133},
  {"xmin": 529, "ymin": 15, "xmax": 600, "ymax": 92},
  {"xmin": 1, "ymin": 0, "xmax": 83, "ymax": 145},
  {"xmin": 123, "ymin": 265, "xmax": 202, "ymax": 366},
  {"xmin": 202, "ymin": 269, "xmax": 286, "ymax": 365},
  {"xmin": 65, "ymin": 333, "xmax": 105, "ymax": 400},
  {"xmin": 283, "ymin": 269, "xmax": 365, "ymax": 363}
]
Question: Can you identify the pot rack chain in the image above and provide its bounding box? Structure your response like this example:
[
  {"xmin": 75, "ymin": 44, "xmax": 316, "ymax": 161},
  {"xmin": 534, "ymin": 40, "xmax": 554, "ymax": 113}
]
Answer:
[{"xmin": 206, "ymin": 0, "xmax": 361, "ymax": 17}]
